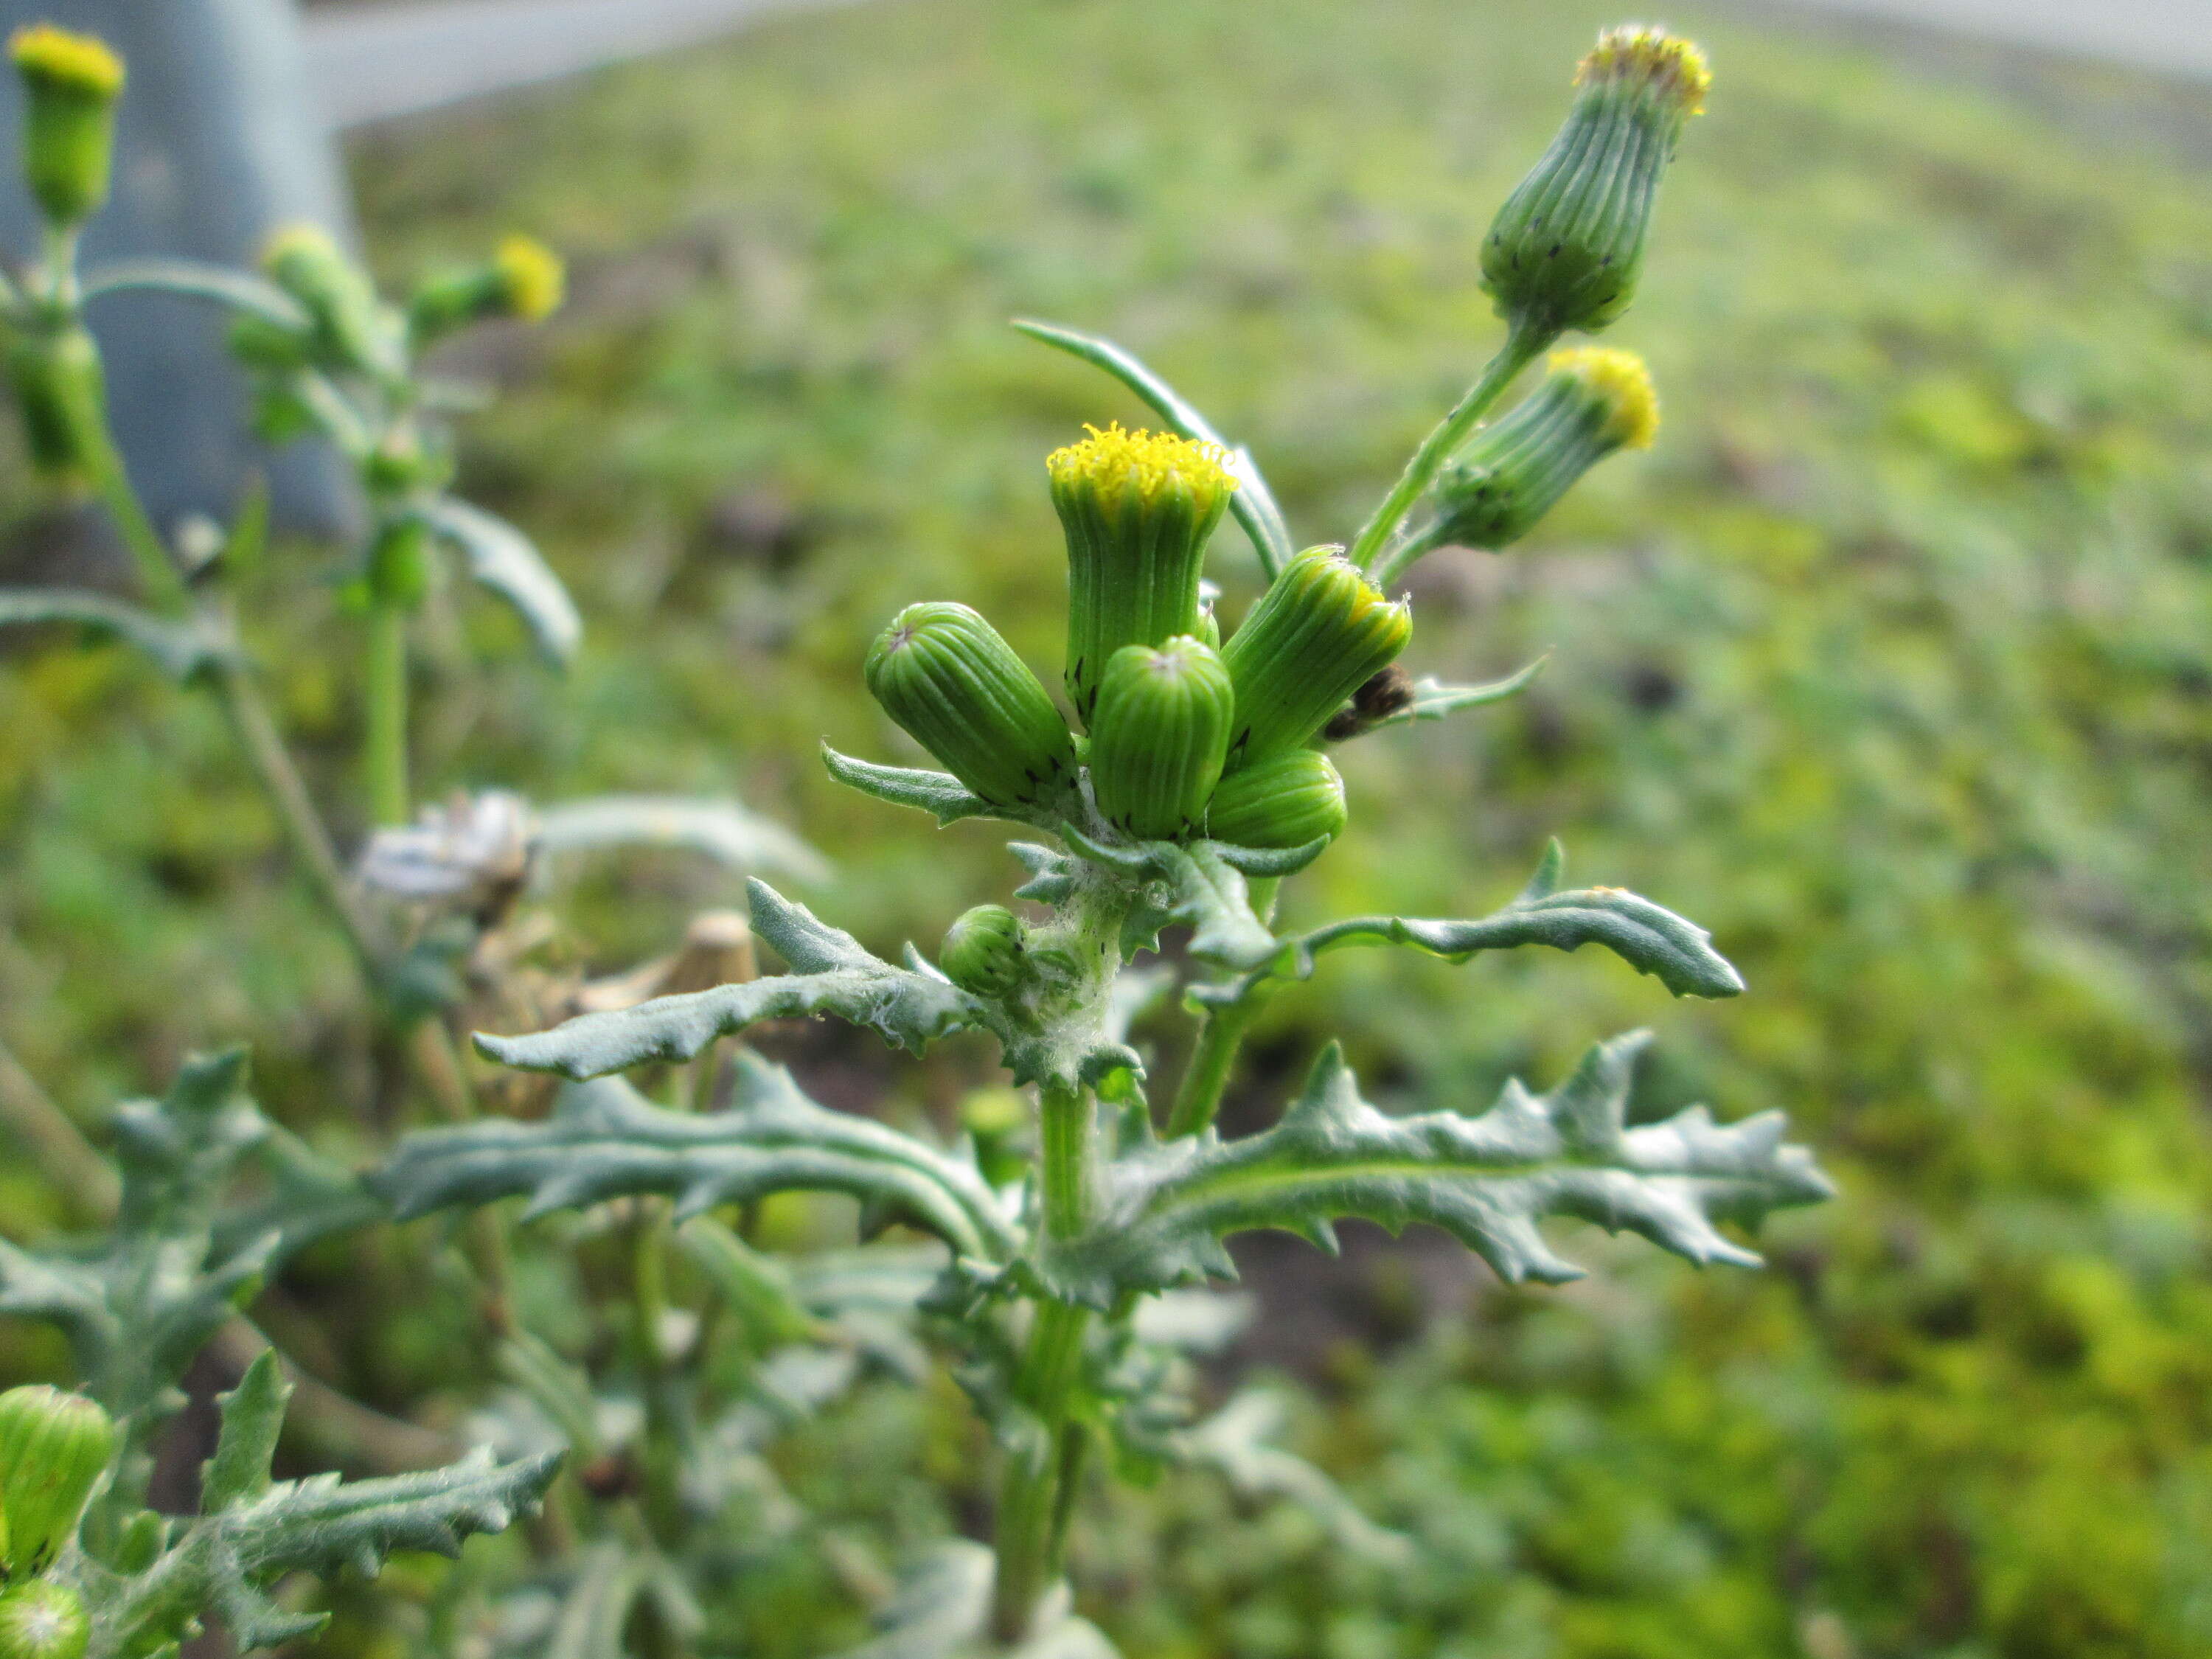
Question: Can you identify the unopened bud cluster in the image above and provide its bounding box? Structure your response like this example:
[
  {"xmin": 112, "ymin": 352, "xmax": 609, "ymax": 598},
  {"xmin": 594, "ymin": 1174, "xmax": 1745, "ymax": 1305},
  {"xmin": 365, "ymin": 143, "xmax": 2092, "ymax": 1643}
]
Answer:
[
  {"xmin": 866, "ymin": 428, "xmax": 1408, "ymax": 852},
  {"xmin": 0, "ymin": 1386, "xmax": 113, "ymax": 1659}
]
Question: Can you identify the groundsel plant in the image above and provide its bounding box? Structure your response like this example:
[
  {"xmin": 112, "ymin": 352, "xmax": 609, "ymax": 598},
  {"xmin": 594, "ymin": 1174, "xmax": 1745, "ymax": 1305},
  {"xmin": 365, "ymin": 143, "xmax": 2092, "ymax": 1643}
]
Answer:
[
  {"xmin": 362, "ymin": 24, "xmax": 1840, "ymax": 1652},
  {"xmin": 0, "ymin": 20, "xmax": 820, "ymax": 1656}
]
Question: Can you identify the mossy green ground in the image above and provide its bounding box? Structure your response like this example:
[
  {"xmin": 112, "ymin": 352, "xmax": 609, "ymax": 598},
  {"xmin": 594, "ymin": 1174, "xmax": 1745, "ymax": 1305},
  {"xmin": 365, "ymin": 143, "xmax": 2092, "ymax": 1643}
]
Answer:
[{"xmin": 5, "ymin": 0, "xmax": 2212, "ymax": 1653}]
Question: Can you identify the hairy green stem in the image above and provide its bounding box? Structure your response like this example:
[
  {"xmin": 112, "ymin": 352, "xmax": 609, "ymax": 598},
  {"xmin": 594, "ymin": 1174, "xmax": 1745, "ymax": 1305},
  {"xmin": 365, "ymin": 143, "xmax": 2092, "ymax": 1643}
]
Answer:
[
  {"xmin": 1348, "ymin": 319, "xmax": 1551, "ymax": 575},
  {"xmin": 1164, "ymin": 993, "xmax": 1263, "ymax": 1140},
  {"xmin": 364, "ymin": 600, "xmax": 411, "ymax": 826},
  {"xmin": 990, "ymin": 1294, "xmax": 1093, "ymax": 1642}
]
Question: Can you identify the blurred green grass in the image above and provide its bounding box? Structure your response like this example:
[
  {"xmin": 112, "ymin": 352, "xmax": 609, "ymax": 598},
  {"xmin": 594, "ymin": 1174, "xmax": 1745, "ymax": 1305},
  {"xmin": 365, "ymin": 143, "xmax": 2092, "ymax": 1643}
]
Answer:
[{"xmin": 6, "ymin": 0, "xmax": 2212, "ymax": 1652}]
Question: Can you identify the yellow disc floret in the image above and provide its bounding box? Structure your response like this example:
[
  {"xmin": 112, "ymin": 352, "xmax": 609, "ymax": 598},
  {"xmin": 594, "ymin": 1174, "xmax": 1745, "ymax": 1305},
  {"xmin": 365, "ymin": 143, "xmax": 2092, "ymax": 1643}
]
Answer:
[
  {"xmin": 8, "ymin": 24, "xmax": 122, "ymax": 98},
  {"xmin": 1576, "ymin": 25, "xmax": 1710, "ymax": 117},
  {"xmin": 1548, "ymin": 346, "xmax": 1659, "ymax": 450},
  {"xmin": 1046, "ymin": 423, "xmax": 1237, "ymax": 510},
  {"xmin": 260, "ymin": 221, "xmax": 341, "ymax": 272},
  {"xmin": 494, "ymin": 234, "xmax": 565, "ymax": 322}
]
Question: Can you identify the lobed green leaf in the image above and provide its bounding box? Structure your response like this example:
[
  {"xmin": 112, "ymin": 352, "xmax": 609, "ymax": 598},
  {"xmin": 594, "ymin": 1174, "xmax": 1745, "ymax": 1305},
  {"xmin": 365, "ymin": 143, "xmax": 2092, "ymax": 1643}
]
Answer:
[
  {"xmin": 0, "ymin": 588, "xmax": 233, "ymax": 682},
  {"xmin": 418, "ymin": 496, "xmax": 582, "ymax": 667},
  {"xmin": 1043, "ymin": 1032, "xmax": 1832, "ymax": 1307},
  {"xmin": 377, "ymin": 1056, "xmax": 1018, "ymax": 1262}
]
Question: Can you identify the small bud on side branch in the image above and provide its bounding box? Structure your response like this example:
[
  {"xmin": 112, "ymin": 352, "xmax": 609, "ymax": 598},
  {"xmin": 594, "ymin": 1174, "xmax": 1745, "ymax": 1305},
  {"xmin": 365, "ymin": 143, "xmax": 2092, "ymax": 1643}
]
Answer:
[
  {"xmin": 941, "ymin": 905, "xmax": 1026, "ymax": 998},
  {"xmin": 1481, "ymin": 26, "xmax": 1708, "ymax": 340}
]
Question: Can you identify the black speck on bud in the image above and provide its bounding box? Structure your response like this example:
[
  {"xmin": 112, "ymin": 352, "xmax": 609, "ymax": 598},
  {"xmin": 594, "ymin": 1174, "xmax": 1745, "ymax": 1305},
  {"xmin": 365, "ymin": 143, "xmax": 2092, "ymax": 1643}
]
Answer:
[
  {"xmin": 1221, "ymin": 549, "xmax": 1411, "ymax": 771},
  {"xmin": 940, "ymin": 904, "xmax": 1025, "ymax": 998},
  {"xmin": 865, "ymin": 602, "xmax": 1077, "ymax": 812},
  {"xmin": 1048, "ymin": 425, "xmax": 1237, "ymax": 727},
  {"xmin": 1204, "ymin": 749, "xmax": 1347, "ymax": 849},
  {"xmin": 1481, "ymin": 27, "xmax": 1709, "ymax": 339},
  {"xmin": 1088, "ymin": 636, "xmax": 1234, "ymax": 841},
  {"xmin": 1422, "ymin": 346, "xmax": 1658, "ymax": 554}
]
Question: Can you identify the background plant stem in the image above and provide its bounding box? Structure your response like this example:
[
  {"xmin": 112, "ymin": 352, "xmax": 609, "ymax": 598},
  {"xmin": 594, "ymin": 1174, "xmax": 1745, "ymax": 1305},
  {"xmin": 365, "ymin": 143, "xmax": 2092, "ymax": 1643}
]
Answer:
[{"xmin": 364, "ymin": 599, "xmax": 411, "ymax": 826}]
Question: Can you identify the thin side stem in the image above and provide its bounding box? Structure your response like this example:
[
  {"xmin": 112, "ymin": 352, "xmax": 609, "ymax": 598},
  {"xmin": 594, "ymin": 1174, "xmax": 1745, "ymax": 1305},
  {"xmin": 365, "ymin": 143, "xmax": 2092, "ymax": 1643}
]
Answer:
[
  {"xmin": 0, "ymin": 1035, "xmax": 119, "ymax": 1220},
  {"xmin": 211, "ymin": 651, "xmax": 386, "ymax": 978},
  {"xmin": 1346, "ymin": 319, "xmax": 1551, "ymax": 574},
  {"xmin": 364, "ymin": 599, "xmax": 411, "ymax": 827},
  {"xmin": 1165, "ymin": 994, "xmax": 1263, "ymax": 1141},
  {"xmin": 85, "ymin": 423, "xmax": 187, "ymax": 613}
]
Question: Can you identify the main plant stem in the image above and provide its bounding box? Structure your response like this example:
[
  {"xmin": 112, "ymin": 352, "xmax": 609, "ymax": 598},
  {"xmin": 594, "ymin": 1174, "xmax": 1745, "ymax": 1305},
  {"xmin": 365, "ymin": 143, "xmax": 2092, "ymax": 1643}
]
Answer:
[
  {"xmin": 1347, "ymin": 319, "xmax": 1550, "ymax": 575},
  {"xmin": 991, "ymin": 989, "xmax": 1108, "ymax": 1641}
]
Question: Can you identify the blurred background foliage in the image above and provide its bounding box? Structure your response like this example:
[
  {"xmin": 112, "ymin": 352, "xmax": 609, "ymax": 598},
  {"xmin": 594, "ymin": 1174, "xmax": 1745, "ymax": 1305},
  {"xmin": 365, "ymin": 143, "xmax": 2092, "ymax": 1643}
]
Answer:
[{"xmin": 4, "ymin": 0, "xmax": 2212, "ymax": 1653}]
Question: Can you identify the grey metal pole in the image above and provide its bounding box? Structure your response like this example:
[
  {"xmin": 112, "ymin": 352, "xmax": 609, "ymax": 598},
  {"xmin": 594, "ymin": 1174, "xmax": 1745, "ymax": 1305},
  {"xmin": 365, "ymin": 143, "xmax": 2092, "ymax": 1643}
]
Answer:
[{"xmin": 0, "ymin": 0, "xmax": 358, "ymax": 541}]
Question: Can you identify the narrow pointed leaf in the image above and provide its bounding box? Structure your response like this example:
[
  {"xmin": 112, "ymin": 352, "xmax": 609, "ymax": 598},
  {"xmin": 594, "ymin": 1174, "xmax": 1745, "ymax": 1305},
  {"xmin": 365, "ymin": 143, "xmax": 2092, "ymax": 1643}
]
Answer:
[
  {"xmin": 419, "ymin": 497, "xmax": 581, "ymax": 667},
  {"xmin": 82, "ymin": 259, "xmax": 310, "ymax": 330},
  {"xmin": 0, "ymin": 588, "xmax": 232, "ymax": 681},
  {"xmin": 822, "ymin": 744, "xmax": 1002, "ymax": 827},
  {"xmin": 475, "ymin": 878, "xmax": 985, "ymax": 1075},
  {"xmin": 375, "ymin": 1056, "xmax": 1018, "ymax": 1262},
  {"xmin": 1043, "ymin": 1032, "xmax": 1832, "ymax": 1307},
  {"xmin": 1014, "ymin": 317, "xmax": 1294, "ymax": 577},
  {"xmin": 1368, "ymin": 658, "xmax": 1548, "ymax": 730}
]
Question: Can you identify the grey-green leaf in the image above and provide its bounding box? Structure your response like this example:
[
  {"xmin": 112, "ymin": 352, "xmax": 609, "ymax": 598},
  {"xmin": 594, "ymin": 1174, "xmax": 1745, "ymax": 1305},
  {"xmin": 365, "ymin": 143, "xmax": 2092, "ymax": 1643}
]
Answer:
[
  {"xmin": 82, "ymin": 259, "xmax": 311, "ymax": 331},
  {"xmin": 0, "ymin": 588, "xmax": 232, "ymax": 681},
  {"xmin": 830, "ymin": 1540, "xmax": 1119, "ymax": 1659},
  {"xmin": 1043, "ymin": 1032, "xmax": 1832, "ymax": 1307},
  {"xmin": 1245, "ymin": 841, "xmax": 1742, "ymax": 1000},
  {"xmin": 1368, "ymin": 657, "xmax": 1548, "ymax": 729},
  {"xmin": 1061, "ymin": 829, "xmax": 1279, "ymax": 971},
  {"xmin": 474, "ymin": 878, "xmax": 984, "ymax": 1074},
  {"xmin": 537, "ymin": 794, "xmax": 827, "ymax": 883},
  {"xmin": 1012, "ymin": 317, "xmax": 1295, "ymax": 579},
  {"xmin": 419, "ymin": 497, "xmax": 581, "ymax": 667},
  {"xmin": 375, "ymin": 1055, "xmax": 1017, "ymax": 1262},
  {"xmin": 822, "ymin": 744, "xmax": 1003, "ymax": 827}
]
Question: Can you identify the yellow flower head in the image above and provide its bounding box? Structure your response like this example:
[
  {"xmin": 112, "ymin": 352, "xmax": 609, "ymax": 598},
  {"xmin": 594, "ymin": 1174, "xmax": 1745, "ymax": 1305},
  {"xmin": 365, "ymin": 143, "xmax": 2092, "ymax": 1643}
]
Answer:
[
  {"xmin": 1548, "ymin": 346, "xmax": 1660, "ymax": 450},
  {"xmin": 9, "ymin": 24, "xmax": 122, "ymax": 99},
  {"xmin": 1576, "ymin": 25, "xmax": 1710, "ymax": 118},
  {"xmin": 494, "ymin": 234, "xmax": 565, "ymax": 322},
  {"xmin": 1047, "ymin": 423, "xmax": 1237, "ymax": 511},
  {"xmin": 260, "ymin": 221, "xmax": 341, "ymax": 274}
]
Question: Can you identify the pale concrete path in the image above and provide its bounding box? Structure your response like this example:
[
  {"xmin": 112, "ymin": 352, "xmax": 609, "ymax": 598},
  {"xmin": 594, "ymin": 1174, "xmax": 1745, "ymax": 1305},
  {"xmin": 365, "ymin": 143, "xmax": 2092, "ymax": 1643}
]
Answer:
[
  {"xmin": 1763, "ymin": 0, "xmax": 2212, "ymax": 83},
  {"xmin": 302, "ymin": 0, "xmax": 868, "ymax": 128}
]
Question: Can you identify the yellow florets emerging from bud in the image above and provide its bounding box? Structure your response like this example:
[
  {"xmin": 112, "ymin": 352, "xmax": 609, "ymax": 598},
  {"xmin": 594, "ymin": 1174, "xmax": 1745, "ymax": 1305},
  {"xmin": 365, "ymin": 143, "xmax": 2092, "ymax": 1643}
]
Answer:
[
  {"xmin": 1547, "ymin": 346, "xmax": 1658, "ymax": 449},
  {"xmin": 494, "ymin": 234, "xmax": 565, "ymax": 322},
  {"xmin": 260, "ymin": 221, "xmax": 339, "ymax": 272},
  {"xmin": 1576, "ymin": 24, "xmax": 1710, "ymax": 117},
  {"xmin": 1046, "ymin": 423, "xmax": 1237, "ymax": 509},
  {"xmin": 7, "ymin": 25, "xmax": 122, "ymax": 98}
]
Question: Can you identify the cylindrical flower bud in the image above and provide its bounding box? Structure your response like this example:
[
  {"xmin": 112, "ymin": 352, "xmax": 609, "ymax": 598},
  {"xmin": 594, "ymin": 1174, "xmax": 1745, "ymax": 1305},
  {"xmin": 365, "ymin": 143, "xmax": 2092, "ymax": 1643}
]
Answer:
[
  {"xmin": 8, "ymin": 26, "xmax": 122, "ymax": 230},
  {"xmin": 940, "ymin": 905, "xmax": 1024, "ymax": 998},
  {"xmin": 1220, "ymin": 549, "xmax": 1411, "ymax": 771},
  {"xmin": 0, "ymin": 1583, "xmax": 88, "ymax": 1659},
  {"xmin": 1048, "ymin": 424, "xmax": 1237, "ymax": 727},
  {"xmin": 6, "ymin": 323, "xmax": 105, "ymax": 490},
  {"xmin": 406, "ymin": 234, "xmax": 566, "ymax": 345},
  {"xmin": 1423, "ymin": 347, "xmax": 1657, "ymax": 552},
  {"xmin": 1481, "ymin": 27, "xmax": 1709, "ymax": 339},
  {"xmin": 1203, "ymin": 749, "xmax": 1347, "ymax": 849},
  {"xmin": 260, "ymin": 224, "xmax": 394, "ymax": 378},
  {"xmin": 0, "ymin": 1386, "xmax": 114, "ymax": 1576},
  {"xmin": 864, "ymin": 602, "xmax": 1078, "ymax": 811},
  {"xmin": 1087, "ymin": 636, "xmax": 1233, "ymax": 841}
]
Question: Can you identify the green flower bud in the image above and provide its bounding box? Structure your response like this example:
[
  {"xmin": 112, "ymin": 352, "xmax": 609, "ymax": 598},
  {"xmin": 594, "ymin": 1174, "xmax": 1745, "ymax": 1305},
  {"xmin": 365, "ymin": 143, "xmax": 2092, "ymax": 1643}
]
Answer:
[
  {"xmin": 6, "ymin": 323, "xmax": 105, "ymax": 490},
  {"xmin": 406, "ymin": 234, "xmax": 566, "ymax": 346},
  {"xmin": 1048, "ymin": 424, "xmax": 1237, "ymax": 727},
  {"xmin": 0, "ymin": 1583, "xmax": 86, "ymax": 1659},
  {"xmin": 940, "ymin": 905, "xmax": 1024, "ymax": 998},
  {"xmin": 260, "ymin": 224, "xmax": 395, "ymax": 378},
  {"xmin": 0, "ymin": 1386, "xmax": 114, "ymax": 1576},
  {"xmin": 1423, "ymin": 347, "xmax": 1658, "ymax": 552},
  {"xmin": 1087, "ymin": 636, "xmax": 1233, "ymax": 841},
  {"xmin": 8, "ymin": 26, "xmax": 122, "ymax": 230},
  {"xmin": 1203, "ymin": 749, "xmax": 1347, "ymax": 849},
  {"xmin": 865, "ymin": 602, "xmax": 1078, "ymax": 811},
  {"xmin": 1481, "ymin": 27, "xmax": 1710, "ymax": 339},
  {"xmin": 1220, "ymin": 549, "xmax": 1411, "ymax": 771}
]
